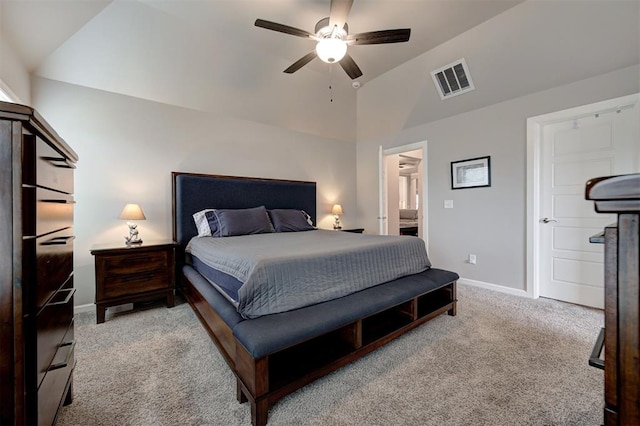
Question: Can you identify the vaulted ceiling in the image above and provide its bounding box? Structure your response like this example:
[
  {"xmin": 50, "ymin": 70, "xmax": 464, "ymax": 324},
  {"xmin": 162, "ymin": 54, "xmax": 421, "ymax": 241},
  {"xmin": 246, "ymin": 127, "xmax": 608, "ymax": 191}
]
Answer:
[
  {"xmin": 2, "ymin": 0, "xmax": 524, "ymax": 81},
  {"xmin": 1, "ymin": 0, "xmax": 638, "ymax": 143}
]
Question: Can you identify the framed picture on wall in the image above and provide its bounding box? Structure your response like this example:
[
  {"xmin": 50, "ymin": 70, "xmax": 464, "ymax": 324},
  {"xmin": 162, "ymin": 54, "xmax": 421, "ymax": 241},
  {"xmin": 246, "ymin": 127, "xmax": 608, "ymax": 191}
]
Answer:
[{"xmin": 451, "ymin": 156, "xmax": 491, "ymax": 189}]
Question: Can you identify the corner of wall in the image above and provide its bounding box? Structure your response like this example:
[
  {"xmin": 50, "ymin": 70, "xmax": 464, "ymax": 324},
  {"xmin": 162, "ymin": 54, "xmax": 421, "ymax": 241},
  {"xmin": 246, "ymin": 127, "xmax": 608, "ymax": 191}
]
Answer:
[{"xmin": 0, "ymin": 35, "xmax": 31, "ymax": 104}]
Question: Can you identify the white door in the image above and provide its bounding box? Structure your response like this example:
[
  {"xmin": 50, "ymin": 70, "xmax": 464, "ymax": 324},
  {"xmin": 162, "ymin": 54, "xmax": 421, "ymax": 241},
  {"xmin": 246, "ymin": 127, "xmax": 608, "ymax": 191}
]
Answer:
[{"xmin": 539, "ymin": 102, "xmax": 639, "ymax": 308}]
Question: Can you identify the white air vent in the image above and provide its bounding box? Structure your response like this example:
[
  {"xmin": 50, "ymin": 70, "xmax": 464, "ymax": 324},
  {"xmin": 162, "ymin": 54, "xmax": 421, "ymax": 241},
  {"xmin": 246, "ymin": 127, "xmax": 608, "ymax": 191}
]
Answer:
[{"xmin": 431, "ymin": 58, "xmax": 475, "ymax": 100}]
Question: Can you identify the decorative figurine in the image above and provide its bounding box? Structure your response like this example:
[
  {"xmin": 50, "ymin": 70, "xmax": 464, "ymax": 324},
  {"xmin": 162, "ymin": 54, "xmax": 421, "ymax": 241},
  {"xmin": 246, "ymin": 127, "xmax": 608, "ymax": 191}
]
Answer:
[
  {"xmin": 124, "ymin": 222, "xmax": 143, "ymax": 245},
  {"xmin": 119, "ymin": 203, "xmax": 146, "ymax": 245}
]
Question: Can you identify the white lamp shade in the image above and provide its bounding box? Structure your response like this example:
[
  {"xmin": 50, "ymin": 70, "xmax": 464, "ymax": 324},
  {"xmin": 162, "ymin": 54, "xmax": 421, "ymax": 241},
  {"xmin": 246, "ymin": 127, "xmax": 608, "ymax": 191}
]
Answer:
[
  {"xmin": 331, "ymin": 204, "xmax": 344, "ymax": 215},
  {"xmin": 119, "ymin": 203, "xmax": 146, "ymax": 220},
  {"xmin": 316, "ymin": 38, "xmax": 347, "ymax": 63}
]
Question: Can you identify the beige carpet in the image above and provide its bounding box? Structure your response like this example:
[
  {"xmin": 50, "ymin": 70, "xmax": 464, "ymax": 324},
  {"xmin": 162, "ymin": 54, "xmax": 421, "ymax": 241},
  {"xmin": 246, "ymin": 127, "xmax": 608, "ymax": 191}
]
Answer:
[{"xmin": 58, "ymin": 284, "xmax": 604, "ymax": 425}]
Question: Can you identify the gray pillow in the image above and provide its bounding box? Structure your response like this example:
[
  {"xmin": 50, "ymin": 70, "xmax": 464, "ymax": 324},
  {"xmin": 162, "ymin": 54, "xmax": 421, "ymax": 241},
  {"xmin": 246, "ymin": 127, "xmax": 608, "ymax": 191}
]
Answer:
[
  {"xmin": 268, "ymin": 209, "xmax": 316, "ymax": 232},
  {"xmin": 206, "ymin": 206, "xmax": 274, "ymax": 237}
]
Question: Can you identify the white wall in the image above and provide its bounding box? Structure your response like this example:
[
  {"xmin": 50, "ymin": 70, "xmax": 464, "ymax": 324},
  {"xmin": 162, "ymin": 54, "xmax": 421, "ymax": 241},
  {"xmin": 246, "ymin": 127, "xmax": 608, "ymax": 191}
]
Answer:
[
  {"xmin": 34, "ymin": 0, "xmax": 357, "ymax": 144},
  {"xmin": 357, "ymin": 65, "xmax": 640, "ymax": 292},
  {"xmin": 32, "ymin": 77, "xmax": 357, "ymax": 307},
  {"xmin": 0, "ymin": 30, "xmax": 30, "ymax": 103},
  {"xmin": 356, "ymin": 0, "xmax": 639, "ymax": 293}
]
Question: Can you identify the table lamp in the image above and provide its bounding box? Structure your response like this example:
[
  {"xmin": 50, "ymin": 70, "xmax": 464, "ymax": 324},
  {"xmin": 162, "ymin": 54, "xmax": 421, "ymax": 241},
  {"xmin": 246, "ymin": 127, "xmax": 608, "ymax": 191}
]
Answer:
[
  {"xmin": 331, "ymin": 204, "xmax": 343, "ymax": 230},
  {"xmin": 119, "ymin": 203, "xmax": 146, "ymax": 244}
]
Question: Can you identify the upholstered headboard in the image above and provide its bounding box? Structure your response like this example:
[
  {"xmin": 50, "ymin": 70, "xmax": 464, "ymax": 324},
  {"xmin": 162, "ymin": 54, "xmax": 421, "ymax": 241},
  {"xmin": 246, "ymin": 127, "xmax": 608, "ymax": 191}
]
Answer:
[{"xmin": 172, "ymin": 172, "xmax": 317, "ymax": 248}]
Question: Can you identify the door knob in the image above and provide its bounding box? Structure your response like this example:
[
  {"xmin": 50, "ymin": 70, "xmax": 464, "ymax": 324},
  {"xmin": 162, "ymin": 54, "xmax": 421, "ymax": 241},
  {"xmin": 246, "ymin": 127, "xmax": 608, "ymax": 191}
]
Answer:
[{"xmin": 541, "ymin": 218, "xmax": 557, "ymax": 223}]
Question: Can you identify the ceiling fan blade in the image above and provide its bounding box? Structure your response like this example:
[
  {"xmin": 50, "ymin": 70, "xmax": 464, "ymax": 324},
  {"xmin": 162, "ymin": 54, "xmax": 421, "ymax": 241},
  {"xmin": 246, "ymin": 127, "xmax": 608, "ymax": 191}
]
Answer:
[
  {"xmin": 329, "ymin": 0, "xmax": 353, "ymax": 31},
  {"xmin": 254, "ymin": 19, "xmax": 315, "ymax": 39},
  {"xmin": 347, "ymin": 28, "xmax": 411, "ymax": 45},
  {"xmin": 339, "ymin": 53, "xmax": 363, "ymax": 80},
  {"xmin": 284, "ymin": 51, "xmax": 317, "ymax": 74}
]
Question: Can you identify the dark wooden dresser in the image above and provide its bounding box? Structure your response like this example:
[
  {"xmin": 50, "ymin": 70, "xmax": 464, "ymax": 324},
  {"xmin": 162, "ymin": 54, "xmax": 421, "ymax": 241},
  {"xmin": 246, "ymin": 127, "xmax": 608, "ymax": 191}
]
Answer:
[
  {"xmin": 586, "ymin": 173, "xmax": 640, "ymax": 425},
  {"xmin": 0, "ymin": 101, "xmax": 78, "ymax": 425}
]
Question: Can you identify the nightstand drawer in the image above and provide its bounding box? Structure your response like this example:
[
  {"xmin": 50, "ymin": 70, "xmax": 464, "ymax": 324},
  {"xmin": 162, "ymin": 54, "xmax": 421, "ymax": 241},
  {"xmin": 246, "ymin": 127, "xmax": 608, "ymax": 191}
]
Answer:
[
  {"xmin": 101, "ymin": 272, "xmax": 169, "ymax": 299},
  {"xmin": 101, "ymin": 250, "xmax": 168, "ymax": 275}
]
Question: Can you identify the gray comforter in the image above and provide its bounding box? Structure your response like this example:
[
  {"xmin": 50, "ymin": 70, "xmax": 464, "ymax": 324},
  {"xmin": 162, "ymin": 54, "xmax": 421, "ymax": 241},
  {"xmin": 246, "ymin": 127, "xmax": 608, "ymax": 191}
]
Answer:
[{"xmin": 186, "ymin": 230, "xmax": 431, "ymax": 319}]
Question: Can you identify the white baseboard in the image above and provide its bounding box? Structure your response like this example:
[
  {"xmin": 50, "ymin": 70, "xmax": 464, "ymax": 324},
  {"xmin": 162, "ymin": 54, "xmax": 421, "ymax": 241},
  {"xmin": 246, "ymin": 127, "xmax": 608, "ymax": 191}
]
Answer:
[
  {"xmin": 74, "ymin": 303, "xmax": 135, "ymax": 315},
  {"xmin": 74, "ymin": 303, "xmax": 95, "ymax": 314},
  {"xmin": 75, "ymin": 303, "xmax": 135, "ymax": 316},
  {"xmin": 458, "ymin": 277, "xmax": 530, "ymax": 298},
  {"xmin": 73, "ymin": 280, "xmax": 529, "ymax": 313}
]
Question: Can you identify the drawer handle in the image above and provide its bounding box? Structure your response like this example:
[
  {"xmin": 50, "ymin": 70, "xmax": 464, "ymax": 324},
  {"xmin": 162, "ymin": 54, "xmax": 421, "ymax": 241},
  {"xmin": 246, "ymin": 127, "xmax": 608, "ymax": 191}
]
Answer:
[
  {"xmin": 40, "ymin": 235, "xmax": 76, "ymax": 246},
  {"xmin": 120, "ymin": 256, "xmax": 156, "ymax": 264},
  {"xmin": 40, "ymin": 156, "xmax": 76, "ymax": 169},
  {"xmin": 118, "ymin": 274, "xmax": 155, "ymax": 283},
  {"xmin": 588, "ymin": 327, "xmax": 605, "ymax": 370},
  {"xmin": 39, "ymin": 199, "xmax": 76, "ymax": 204},
  {"xmin": 589, "ymin": 231, "xmax": 605, "ymax": 244},
  {"xmin": 48, "ymin": 341, "xmax": 76, "ymax": 371},
  {"xmin": 48, "ymin": 288, "xmax": 75, "ymax": 306}
]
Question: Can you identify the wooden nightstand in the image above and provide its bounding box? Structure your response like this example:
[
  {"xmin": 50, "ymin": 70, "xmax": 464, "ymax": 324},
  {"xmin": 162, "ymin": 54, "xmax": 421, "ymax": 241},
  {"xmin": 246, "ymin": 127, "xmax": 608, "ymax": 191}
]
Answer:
[{"xmin": 90, "ymin": 239, "xmax": 176, "ymax": 323}]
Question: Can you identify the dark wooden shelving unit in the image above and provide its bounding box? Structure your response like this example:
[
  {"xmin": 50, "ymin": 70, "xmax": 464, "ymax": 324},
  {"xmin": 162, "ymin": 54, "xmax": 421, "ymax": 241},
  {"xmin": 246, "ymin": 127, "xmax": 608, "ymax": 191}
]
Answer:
[
  {"xmin": 586, "ymin": 173, "xmax": 640, "ymax": 426},
  {"xmin": 0, "ymin": 101, "xmax": 78, "ymax": 425}
]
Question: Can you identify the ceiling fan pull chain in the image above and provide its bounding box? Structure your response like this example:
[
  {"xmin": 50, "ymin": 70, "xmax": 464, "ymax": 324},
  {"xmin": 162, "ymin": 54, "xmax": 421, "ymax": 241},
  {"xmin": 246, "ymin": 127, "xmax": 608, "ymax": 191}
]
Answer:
[{"xmin": 329, "ymin": 64, "xmax": 334, "ymax": 102}]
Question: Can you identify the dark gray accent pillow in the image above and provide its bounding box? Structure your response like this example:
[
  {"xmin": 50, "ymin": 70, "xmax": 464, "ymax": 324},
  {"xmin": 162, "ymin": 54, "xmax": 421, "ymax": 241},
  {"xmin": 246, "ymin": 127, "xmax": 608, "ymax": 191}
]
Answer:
[
  {"xmin": 206, "ymin": 206, "xmax": 274, "ymax": 237},
  {"xmin": 268, "ymin": 209, "xmax": 316, "ymax": 232},
  {"xmin": 204, "ymin": 210, "xmax": 220, "ymax": 236}
]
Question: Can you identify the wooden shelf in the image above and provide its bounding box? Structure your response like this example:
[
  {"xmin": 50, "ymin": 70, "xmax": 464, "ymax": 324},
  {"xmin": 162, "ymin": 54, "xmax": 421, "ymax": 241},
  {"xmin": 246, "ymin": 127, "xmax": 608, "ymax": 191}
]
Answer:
[
  {"xmin": 269, "ymin": 329, "xmax": 355, "ymax": 390},
  {"xmin": 265, "ymin": 282, "xmax": 456, "ymax": 394},
  {"xmin": 418, "ymin": 286, "xmax": 454, "ymax": 318}
]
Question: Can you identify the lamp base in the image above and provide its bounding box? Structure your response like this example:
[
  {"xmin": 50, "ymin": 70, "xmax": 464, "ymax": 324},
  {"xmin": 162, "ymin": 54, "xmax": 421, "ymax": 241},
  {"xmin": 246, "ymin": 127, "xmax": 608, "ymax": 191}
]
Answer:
[
  {"xmin": 333, "ymin": 215, "xmax": 342, "ymax": 230},
  {"xmin": 125, "ymin": 222, "xmax": 142, "ymax": 245}
]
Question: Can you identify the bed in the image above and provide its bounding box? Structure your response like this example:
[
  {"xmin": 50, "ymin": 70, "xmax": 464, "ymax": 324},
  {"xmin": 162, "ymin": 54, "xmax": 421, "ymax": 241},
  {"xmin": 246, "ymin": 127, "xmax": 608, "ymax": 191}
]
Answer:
[{"xmin": 172, "ymin": 172, "xmax": 459, "ymax": 426}]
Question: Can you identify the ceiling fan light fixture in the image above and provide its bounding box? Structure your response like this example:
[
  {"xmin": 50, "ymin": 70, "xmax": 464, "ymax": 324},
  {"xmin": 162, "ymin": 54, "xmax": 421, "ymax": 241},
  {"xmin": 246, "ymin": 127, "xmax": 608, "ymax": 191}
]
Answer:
[
  {"xmin": 254, "ymin": 1, "xmax": 411, "ymax": 79},
  {"xmin": 316, "ymin": 38, "xmax": 347, "ymax": 63}
]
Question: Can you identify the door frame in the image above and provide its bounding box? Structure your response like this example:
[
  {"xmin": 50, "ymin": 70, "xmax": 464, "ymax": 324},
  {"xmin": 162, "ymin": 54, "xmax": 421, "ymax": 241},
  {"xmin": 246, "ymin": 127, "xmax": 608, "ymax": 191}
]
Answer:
[
  {"xmin": 526, "ymin": 93, "xmax": 639, "ymax": 299},
  {"xmin": 378, "ymin": 140, "xmax": 428, "ymax": 244}
]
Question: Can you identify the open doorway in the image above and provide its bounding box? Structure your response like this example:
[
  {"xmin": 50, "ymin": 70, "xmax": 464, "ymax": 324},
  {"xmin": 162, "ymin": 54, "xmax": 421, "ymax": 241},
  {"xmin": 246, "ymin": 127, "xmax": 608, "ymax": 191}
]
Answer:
[{"xmin": 379, "ymin": 141, "xmax": 428, "ymax": 244}]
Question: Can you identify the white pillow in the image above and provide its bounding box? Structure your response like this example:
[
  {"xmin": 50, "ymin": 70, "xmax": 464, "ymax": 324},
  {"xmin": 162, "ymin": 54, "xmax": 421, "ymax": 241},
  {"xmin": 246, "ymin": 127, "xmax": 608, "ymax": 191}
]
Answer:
[
  {"xmin": 193, "ymin": 209, "xmax": 215, "ymax": 237},
  {"xmin": 301, "ymin": 210, "xmax": 314, "ymax": 226}
]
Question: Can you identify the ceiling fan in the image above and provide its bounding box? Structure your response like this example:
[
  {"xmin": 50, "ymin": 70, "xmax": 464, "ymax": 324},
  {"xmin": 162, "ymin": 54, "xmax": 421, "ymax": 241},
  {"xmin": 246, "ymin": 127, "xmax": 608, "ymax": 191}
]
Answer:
[{"xmin": 254, "ymin": 0, "xmax": 411, "ymax": 80}]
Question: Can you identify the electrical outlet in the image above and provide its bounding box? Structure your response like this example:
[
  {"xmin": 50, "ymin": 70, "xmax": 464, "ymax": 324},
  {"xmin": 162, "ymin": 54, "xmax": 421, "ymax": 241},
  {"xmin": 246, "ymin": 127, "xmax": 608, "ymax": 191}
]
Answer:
[{"xmin": 469, "ymin": 254, "xmax": 477, "ymax": 265}]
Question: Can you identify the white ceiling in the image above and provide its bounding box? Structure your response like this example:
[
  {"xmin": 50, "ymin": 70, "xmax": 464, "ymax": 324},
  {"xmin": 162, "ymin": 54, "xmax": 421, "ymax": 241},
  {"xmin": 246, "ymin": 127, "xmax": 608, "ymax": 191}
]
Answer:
[
  {"xmin": 1, "ymin": 0, "xmax": 112, "ymax": 71},
  {"xmin": 2, "ymin": 0, "xmax": 523, "ymax": 82}
]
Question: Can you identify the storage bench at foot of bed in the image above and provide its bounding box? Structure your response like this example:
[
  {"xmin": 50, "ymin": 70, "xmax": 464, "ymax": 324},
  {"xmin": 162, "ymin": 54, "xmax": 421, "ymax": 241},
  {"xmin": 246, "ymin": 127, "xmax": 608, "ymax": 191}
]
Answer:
[{"xmin": 181, "ymin": 266, "xmax": 458, "ymax": 426}]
